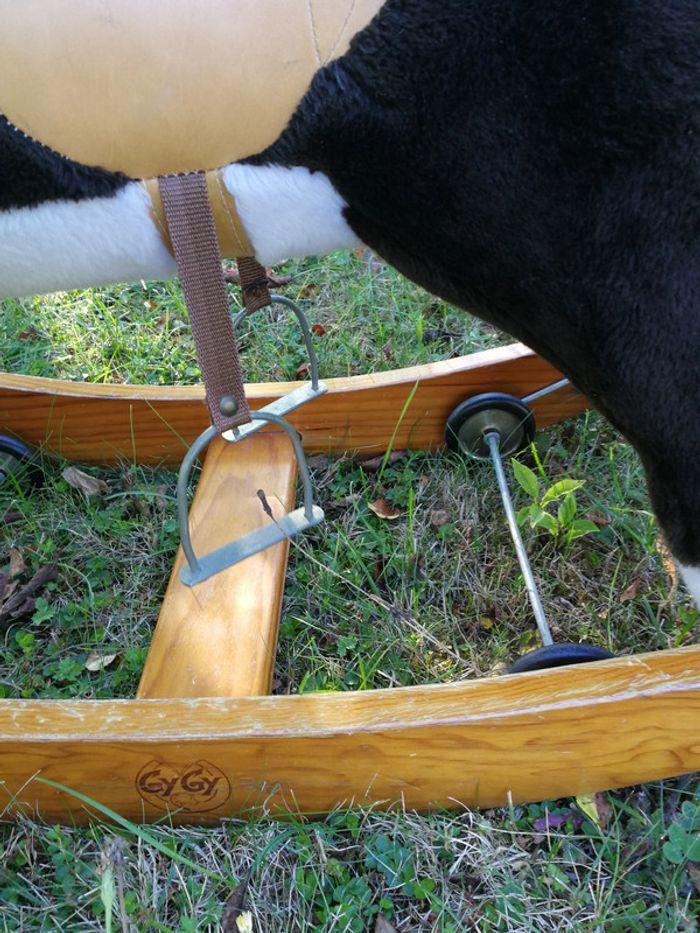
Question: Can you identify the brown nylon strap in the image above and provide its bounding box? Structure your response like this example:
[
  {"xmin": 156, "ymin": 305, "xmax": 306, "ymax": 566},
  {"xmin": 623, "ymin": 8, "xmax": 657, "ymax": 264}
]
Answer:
[
  {"xmin": 159, "ymin": 172, "xmax": 251, "ymax": 433},
  {"xmin": 237, "ymin": 255, "xmax": 272, "ymax": 314}
]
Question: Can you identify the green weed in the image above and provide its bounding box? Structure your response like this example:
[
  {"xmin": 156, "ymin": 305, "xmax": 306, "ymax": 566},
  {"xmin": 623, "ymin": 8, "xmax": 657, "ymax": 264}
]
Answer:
[{"xmin": 512, "ymin": 458, "xmax": 599, "ymax": 552}]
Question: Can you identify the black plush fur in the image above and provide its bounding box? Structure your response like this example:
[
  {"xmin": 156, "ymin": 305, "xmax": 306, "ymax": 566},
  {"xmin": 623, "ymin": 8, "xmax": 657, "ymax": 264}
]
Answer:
[
  {"xmin": 255, "ymin": 0, "xmax": 700, "ymax": 566},
  {"xmin": 0, "ymin": 115, "xmax": 128, "ymax": 211}
]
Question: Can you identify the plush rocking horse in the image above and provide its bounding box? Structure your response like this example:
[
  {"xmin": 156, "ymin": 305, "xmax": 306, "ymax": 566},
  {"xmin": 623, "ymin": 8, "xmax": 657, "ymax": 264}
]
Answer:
[{"xmin": 0, "ymin": 0, "xmax": 698, "ymax": 822}]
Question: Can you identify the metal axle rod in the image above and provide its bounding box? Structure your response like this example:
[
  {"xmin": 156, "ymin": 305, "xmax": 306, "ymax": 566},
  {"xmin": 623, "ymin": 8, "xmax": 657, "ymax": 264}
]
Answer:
[
  {"xmin": 521, "ymin": 377, "xmax": 572, "ymax": 405},
  {"xmin": 485, "ymin": 431, "xmax": 553, "ymax": 646}
]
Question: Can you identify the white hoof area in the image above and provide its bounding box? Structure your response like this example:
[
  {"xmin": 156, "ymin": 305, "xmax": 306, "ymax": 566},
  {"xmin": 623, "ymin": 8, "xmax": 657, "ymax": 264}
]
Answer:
[{"xmin": 678, "ymin": 563, "xmax": 700, "ymax": 608}]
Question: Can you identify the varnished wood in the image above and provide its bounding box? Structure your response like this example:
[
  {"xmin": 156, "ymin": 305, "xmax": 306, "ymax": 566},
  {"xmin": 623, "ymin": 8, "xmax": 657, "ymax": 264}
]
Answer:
[
  {"xmin": 1, "ymin": 647, "xmax": 698, "ymax": 824},
  {"xmin": 137, "ymin": 435, "xmax": 296, "ymax": 699},
  {"xmin": 2, "ymin": 345, "xmax": 694, "ymax": 825},
  {"xmin": 0, "ymin": 344, "xmax": 587, "ymax": 465}
]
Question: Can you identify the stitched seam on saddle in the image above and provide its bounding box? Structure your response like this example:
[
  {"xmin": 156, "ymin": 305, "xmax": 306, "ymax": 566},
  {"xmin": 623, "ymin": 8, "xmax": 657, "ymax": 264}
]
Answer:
[
  {"xmin": 213, "ymin": 169, "xmax": 249, "ymax": 257},
  {"xmin": 325, "ymin": 0, "xmax": 359, "ymax": 64},
  {"xmin": 306, "ymin": 0, "xmax": 323, "ymax": 67},
  {"xmin": 3, "ymin": 114, "xmax": 134, "ymax": 188},
  {"xmin": 3, "ymin": 115, "xmax": 74, "ymax": 166}
]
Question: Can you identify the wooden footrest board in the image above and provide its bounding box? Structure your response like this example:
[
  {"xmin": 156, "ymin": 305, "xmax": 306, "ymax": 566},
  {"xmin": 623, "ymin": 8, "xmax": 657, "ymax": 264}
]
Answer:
[{"xmin": 137, "ymin": 433, "xmax": 297, "ymax": 699}]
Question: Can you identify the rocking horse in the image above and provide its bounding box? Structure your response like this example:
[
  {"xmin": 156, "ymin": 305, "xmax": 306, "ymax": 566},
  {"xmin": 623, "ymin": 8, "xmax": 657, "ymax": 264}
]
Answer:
[{"xmin": 0, "ymin": 0, "xmax": 698, "ymax": 824}]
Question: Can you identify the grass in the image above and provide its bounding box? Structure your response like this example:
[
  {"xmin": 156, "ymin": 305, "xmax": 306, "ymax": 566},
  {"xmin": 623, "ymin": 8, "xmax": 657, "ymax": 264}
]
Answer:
[{"xmin": 1, "ymin": 250, "xmax": 698, "ymax": 930}]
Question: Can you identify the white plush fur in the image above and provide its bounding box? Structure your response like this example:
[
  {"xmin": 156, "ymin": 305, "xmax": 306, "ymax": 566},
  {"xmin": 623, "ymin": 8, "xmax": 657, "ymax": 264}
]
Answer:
[
  {"xmin": 222, "ymin": 163, "xmax": 361, "ymax": 266},
  {"xmin": 679, "ymin": 563, "xmax": 700, "ymax": 608},
  {"xmin": 0, "ymin": 184, "xmax": 176, "ymax": 299},
  {"xmin": 0, "ymin": 164, "xmax": 360, "ymax": 299}
]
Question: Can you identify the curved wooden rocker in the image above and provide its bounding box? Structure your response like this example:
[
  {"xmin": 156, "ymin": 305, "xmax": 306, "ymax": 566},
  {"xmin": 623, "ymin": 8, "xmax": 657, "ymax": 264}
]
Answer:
[
  {"xmin": 1, "ymin": 346, "xmax": 699, "ymax": 826},
  {"xmin": 0, "ymin": 343, "xmax": 582, "ymax": 464}
]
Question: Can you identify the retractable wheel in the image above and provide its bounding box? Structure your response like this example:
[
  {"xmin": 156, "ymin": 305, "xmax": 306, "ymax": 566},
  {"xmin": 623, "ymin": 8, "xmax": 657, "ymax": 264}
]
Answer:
[
  {"xmin": 0, "ymin": 435, "xmax": 40, "ymax": 488},
  {"xmin": 445, "ymin": 392, "xmax": 535, "ymax": 459},
  {"xmin": 444, "ymin": 392, "xmax": 613, "ymax": 675},
  {"xmin": 509, "ymin": 642, "xmax": 615, "ymax": 674}
]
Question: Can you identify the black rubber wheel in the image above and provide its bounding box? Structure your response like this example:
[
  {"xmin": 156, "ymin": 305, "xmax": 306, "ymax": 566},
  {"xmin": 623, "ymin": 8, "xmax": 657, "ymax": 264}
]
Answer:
[
  {"xmin": 445, "ymin": 392, "xmax": 536, "ymax": 459},
  {"xmin": 509, "ymin": 642, "xmax": 615, "ymax": 674},
  {"xmin": 0, "ymin": 436, "xmax": 40, "ymax": 488}
]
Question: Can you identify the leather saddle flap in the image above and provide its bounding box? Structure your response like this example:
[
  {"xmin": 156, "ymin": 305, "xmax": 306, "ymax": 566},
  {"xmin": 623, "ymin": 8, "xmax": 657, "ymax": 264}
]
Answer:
[{"xmin": 0, "ymin": 0, "xmax": 384, "ymax": 178}]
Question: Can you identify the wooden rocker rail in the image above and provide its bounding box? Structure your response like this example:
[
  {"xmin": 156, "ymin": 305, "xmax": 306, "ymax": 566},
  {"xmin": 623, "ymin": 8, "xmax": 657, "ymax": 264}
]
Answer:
[
  {"xmin": 2, "ymin": 342, "xmax": 698, "ymax": 825},
  {"xmin": 0, "ymin": 343, "xmax": 586, "ymax": 465},
  {"xmin": 2, "ymin": 647, "xmax": 699, "ymax": 825}
]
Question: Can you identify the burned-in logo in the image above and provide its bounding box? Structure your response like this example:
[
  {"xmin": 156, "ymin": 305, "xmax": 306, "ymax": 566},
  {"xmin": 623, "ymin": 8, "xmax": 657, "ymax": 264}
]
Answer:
[{"xmin": 135, "ymin": 759, "xmax": 231, "ymax": 812}]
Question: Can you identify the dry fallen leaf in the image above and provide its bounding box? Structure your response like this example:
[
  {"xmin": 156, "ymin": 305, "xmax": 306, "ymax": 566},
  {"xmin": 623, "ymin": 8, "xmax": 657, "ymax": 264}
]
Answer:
[
  {"xmin": 311, "ymin": 323, "xmax": 327, "ymax": 336},
  {"xmin": 586, "ymin": 509, "xmax": 611, "ymax": 527},
  {"xmin": 8, "ymin": 548, "xmax": 26, "ymax": 579},
  {"xmin": 575, "ymin": 793, "xmax": 601, "ymax": 827},
  {"xmin": 62, "ymin": 466, "xmax": 108, "ymax": 500},
  {"xmin": 221, "ymin": 878, "xmax": 250, "ymax": 933},
  {"xmin": 359, "ymin": 451, "xmax": 406, "ymax": 473},
  {"xmin": 85, "ymin": 652, "xmax": 118, "ymax": 672},
  {"xmin": 374, "ymin": 917, "xmax": 397, "ymax": 933},
  {"xmin": 0, "ymin": 549, "xmax": 26, "ymax": 605},
  {"xmin": 0, "ymin": 563, "xmax": 58, "ymax": 631},
  {"xmin": 575, "ymin": 792, "xmax": 612, "ymax": 829},
  {"xmin": 620, "ymin": 578, "xmax": 646, "ymax": 603},
  {"xmin": 353, "ymin": 246, "xmax": 385, "ymax": 274},
  {"xmin": 295, "ymin": 361, "xmax": 311, "ymax": 379},
  {"xmin": 368, "ymin": 498, "xmax": 402, "ymax": 520},
  {"xmin": 593, "ymin": 792, "xmax": 614, "ymax": 829},
  {"xmin": 688, "ymin": 864, "xmax": 700, "ymax": 895},
  {"xmin": 430, "ymin": 509, "xmax": 451, "ymax": 528},
  {"xmin": 154, "ymin": 484, "xmax": 169, "ymax": 509}
]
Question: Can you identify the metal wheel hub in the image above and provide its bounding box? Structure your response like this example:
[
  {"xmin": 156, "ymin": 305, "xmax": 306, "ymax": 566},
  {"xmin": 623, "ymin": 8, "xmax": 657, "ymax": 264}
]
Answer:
[
  {"xmin": 0, "ymin": 435, "xmax": 38, "ymax": 487},
  {"xmin": 445, "ymin": 392, "xmax": 535, "ymax": 459}
]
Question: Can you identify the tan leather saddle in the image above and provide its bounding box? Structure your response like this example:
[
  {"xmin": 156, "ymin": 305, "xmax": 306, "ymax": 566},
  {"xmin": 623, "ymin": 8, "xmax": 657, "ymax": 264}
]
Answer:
[
  {"xmin": 0, "ymin": 0, "xmax": 384, "ymax": 178},
  {"xmin": 0, "ymin": 1, "xmax": 385, "ymax": 445}
]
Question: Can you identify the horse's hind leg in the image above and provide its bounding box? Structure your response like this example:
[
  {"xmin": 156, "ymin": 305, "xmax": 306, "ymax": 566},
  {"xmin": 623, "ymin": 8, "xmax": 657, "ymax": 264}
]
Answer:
[
  {"xmin": 679, "ymin": 565, "xmax": 700, "ymax": 605},
  {"xmin": 592, "ymin": 319, "xmax": 700, "ymax": 608},
  {"xmin": 642, "ymin": 451, "xmax": 700, "ymax": 607}
]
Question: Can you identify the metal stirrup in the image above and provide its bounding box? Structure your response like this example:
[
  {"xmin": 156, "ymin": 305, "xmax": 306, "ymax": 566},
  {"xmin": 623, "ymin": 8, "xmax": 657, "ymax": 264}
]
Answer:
[
  {"xmin": 176, "ymin": 293, "xmax": 326, "ymax": 587},
  {"xmin": 178, "ymin": 411, "xmax": 324, "ymax": 586}
]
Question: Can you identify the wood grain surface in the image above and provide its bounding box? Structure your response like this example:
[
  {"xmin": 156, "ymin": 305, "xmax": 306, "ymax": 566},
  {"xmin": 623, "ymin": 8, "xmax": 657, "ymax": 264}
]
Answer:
[
  {"xmin": 137, "ymin": 435, "xmax": 296, "ymax": 699},
  {"xmin": 2, "ymin": 646, "xmax": 698, "ymax": 824},
  {"xmin": 0, "ymin": 345, "xmax": 587, "ymax": 465}
]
